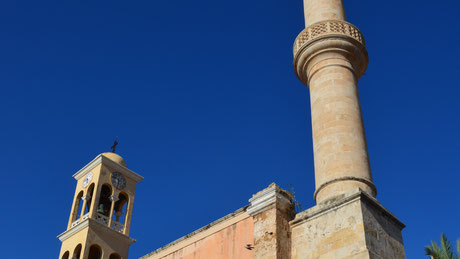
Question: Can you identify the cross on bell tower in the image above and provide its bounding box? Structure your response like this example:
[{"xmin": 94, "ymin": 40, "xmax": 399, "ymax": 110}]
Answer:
[{"xmin": 57, "ymin": 152, "xmax": 143, "ymax": 259}]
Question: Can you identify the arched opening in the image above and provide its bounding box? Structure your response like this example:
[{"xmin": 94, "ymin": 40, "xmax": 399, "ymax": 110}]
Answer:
[
  {"xmin": 72, "ymin": 191, "xmax": 84, "ymax": 223},
  {"xmin": 88, "ymin": 245, "xmax": 102, "ymax": 259},
  {"xmin": 113, "ymin": 193, "xmax": 128, "ymax": 224},
  {"xmin": 61, "ymin": 251, "xmax": 69, "ymax": 259},
  {"xmin": 72, "ymin": 244, "xmax": 82, "ymax": 259},
  {"xmin": 111, "ymin": 192, "xmax": 128, "ymax": 232},
  {"xmin": 97, "ymin": 184, "xmax": 112, "ymax": 217},
  {"xmin": 109, "ymin": 253, "xmax": 121, "ymax": 259},
  {"xmin": 85, "ymin": 183, "xmax": 95, "ymax": 214}
]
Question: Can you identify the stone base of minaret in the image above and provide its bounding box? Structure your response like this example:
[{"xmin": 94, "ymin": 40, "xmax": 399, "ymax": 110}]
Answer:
[{"xmin": 290, "ymin": 188, "xmax": 405, "ymax": 258}]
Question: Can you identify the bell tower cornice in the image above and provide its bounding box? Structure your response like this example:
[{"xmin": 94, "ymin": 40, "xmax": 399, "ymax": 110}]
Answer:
[{"xmin": 73, "ymin": 153, "xmax": 143, "ymax": 183}]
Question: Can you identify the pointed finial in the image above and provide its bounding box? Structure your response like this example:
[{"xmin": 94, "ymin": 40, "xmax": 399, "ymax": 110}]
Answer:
[{"xmin": 111, "ymin": 137, "xmax": 118, "ymax": 153}]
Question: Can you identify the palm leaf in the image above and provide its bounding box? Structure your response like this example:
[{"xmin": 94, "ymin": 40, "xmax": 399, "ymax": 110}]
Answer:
[
  {"xmin": 440, "ymin": 233, "xmax": 454, "ymax": 259},
  {"xmin": 426, "ymin": 240, "xmax": 442, "ymax": 258},
  {"xmin": 457, "ymin": 239, "xmax": 460, "ymax": 258}
]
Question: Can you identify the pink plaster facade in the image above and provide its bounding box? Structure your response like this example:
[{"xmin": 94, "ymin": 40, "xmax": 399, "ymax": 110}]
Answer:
[{"xmin": 143, "ymin": 213, "xmax": 254, "ymax": 259}]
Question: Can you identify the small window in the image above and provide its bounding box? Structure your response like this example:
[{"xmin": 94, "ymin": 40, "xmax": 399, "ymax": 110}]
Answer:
[{"xmin": 61, "ymin": 251, "xmax": 69, "ymax": 259}]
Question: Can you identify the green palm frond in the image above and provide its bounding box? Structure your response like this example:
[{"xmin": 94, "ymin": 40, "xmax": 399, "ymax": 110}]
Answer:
[
  {"xmin": 441, "ymin": 234, "xmax": 455, "ymax": 258},
  {"xmin": 426, "ymin": 240, "xmax": 442, "ymax": 258},
  {"xmin": 425, "ymin": 234, "xmax": 460, "ymax": 259},
  {"xmin": 457, "ymin": 239, "xmax": 460, "ymax": 257}
]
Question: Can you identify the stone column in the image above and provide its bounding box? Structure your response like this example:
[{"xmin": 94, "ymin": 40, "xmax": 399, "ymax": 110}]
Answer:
[
  {"xmin": 294, "ymin": 0, "xmax": 376, "ymax": 204},
  {"xmin": 247, "ymin": 183, "xmax": 295, "ymax": 259},
  {"xmin": 107, "ymin": 194, "xmax": 119, "ymax": 228},
  {"xmin": 80, "ymin": 195, "xmax": 91, "ymax": 219},
  {"xmin": 303, "ymin": 0, "xmax": 345, "ymax": 26}
]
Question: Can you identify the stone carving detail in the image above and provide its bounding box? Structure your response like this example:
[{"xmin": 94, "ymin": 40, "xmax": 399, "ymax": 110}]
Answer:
[
  {"xmin": 293, "ymin": 20, "xmax": 365, "ymax": 55},
  {"xmin": 111, "ymin": 221, "xmax": 124, "ymax": 233},
  {"xmin": 70, "ymin": 213, "xmax": 89, "ymax": 228},
  {"xmin": 96, "ymin": 213, "xmax": 109, "ymax": 226}
]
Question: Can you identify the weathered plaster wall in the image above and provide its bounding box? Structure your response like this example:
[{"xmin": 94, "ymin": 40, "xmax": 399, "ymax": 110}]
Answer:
[
  {"xmin": 291, "ymin": 197, "xmax": 369, "ymax": 258},
  {"xmin": 361, "ymin": 199, "xmax": 406, "ymax": 258},
  {"xmin": 142, "ymin": 209, "xmax": 254, "ymax": 259},
  {"xmin": 290, "ymin": 189, "xmax": 405, "ymax": 259},
  {"xmin": 249, "ymin": 183, "xmax": 295, "ymax": 259}
]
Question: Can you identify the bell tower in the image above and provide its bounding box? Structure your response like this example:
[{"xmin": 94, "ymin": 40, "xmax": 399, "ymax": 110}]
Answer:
[{"xmin": 57, "ymin": 152, "xmax": 143, "ymax": 259}]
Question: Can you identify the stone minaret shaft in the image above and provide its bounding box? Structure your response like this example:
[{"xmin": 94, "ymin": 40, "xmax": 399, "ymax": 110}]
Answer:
[{"xmin": 294, "ymin": 0, "xmax": 376, "ymax": 203}]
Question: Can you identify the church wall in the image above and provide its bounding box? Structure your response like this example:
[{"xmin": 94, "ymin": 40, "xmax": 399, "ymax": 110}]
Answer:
[{"xmin": 141, "ymin": 208, "xmax": 254, "ymax": 259}]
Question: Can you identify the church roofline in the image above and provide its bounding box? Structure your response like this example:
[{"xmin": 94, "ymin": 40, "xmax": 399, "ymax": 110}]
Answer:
[
  {"xmin": 73, "ymin": 154, "xmax": 144, "ymax": 182},
  {"xmin": 140, "ymin": 205, "xmax": 250, "ymax": 259}
]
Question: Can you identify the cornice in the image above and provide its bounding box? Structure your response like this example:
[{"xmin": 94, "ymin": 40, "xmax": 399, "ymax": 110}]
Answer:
[
  {"xmin": 247, "ymin": 184, "xmax": 292, "ymax": 216},
  {"xmin": 57, "ymin": 218, "xmax": 136, "ymax": 244},
  {"xmin": 73, "ymin": 154, "xmax": 144, "ymax": 182},
  {"xmin": 290, "ymin": 188, "xmax": 405, "ymax": 229},
  {"xmin": 57, "ymin": 219, "xmax": 89, "ymax": 242}
]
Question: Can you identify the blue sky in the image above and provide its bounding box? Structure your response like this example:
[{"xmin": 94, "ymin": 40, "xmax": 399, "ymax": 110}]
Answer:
[{"xmin": 1, "ymin": 0, "xmax": 459, "ymax": 258}]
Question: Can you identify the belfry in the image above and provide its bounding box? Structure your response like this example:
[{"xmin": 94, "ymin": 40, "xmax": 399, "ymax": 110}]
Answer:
[{"xmin": 57, "ymin": 152, "xmax": 143, "ymax": 259}]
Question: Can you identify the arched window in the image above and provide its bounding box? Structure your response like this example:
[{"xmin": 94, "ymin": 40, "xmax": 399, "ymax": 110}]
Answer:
[
  {"xmin": 72, "ymin": 244, "xmax": 82, "ymax": 259},
  {"xmin": 97, "ymin": 184, "xmax": 112, "ymax": 217},
  {"xmin": 112, "ymin": 193, "xmax": 129, "ymax": 224},
  {"xmin": 109, "ymin": 253, "xmax": 121, "ymax": 259},
  {"xmin": 86, "ymin": 183, "xmax": 95, "ymax": 214},
  {"xmin": 61, "ymin": 251, "xmax": 69, "ymax": 259},
  {"xmin": 88, "ymin": 244, "xmax": 102, "ymax": 259},
  {"xmin": 72, "ymin": 191, "xmax": 84, "ymax": 222}
]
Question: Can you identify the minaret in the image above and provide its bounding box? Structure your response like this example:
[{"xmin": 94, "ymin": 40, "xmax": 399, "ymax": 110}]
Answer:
[
  {"xmin": 294, "ymin": 0, "xmax": 374, "ymax": 204},
  {"xmin": 290, "ymin": 1, "xmax": 407, "ymax": 258},
  {"xmin": 57, "ymin": 152, "xmax": 143, "ymax": 259}
]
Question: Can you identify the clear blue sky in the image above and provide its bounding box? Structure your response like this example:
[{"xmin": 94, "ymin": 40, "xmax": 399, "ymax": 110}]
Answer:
[{"xmin": 1, "ymin": 0, "xmax": 459, "ymax": 258}]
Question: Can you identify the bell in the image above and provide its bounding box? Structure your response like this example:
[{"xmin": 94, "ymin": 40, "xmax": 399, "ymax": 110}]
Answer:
[{"xmin": 97, "ymin": 204, "xmax": 105, "ymax": 214}]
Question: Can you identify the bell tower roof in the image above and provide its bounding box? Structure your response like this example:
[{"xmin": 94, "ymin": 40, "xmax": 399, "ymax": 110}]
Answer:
[{"xmin": 101, "ymin": 152, "xmax": 126, "ymax": 167}]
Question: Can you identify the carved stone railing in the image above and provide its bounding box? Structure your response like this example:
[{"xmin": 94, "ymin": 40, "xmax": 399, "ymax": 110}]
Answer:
[
  {"xmin": 82, "ymin": 213, "xmax": 89, "ymax": 221},
  {"xmin": 111, "ymin": 221, "xmax": 124, "ymax": 233},
  {"xmin": 293, "ymin": 20, "xmax": 365, "ymax": 56},
  {"xmin": 95, "ymin": 213, "xmax": 125, "ymax": 233},
  {"xmin": 71, "ymin": 220, "xmax": 79, "ymax": 228},
  {"xmin": 71, "ymin": 213, "xmax": 90, "ymax": 228},
  {"xmin": 96, "ymin": 213, "xmax": 109, "ymax": 225}
]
